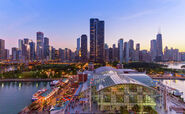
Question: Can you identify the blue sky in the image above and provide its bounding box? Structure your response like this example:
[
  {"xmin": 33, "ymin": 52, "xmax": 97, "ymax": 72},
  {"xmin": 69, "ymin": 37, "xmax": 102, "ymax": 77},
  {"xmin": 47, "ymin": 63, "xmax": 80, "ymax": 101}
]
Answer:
[{"xmin": 0, "ymin": 0, "xmax": 185, "ymax": 51}]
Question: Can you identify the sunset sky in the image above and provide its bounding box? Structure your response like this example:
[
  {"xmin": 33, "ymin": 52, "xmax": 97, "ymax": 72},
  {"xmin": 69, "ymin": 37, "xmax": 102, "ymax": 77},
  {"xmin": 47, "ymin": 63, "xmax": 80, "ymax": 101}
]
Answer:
[{"xmin": 0, "ymin": 0, "xmax": 185, "ymax": 52}]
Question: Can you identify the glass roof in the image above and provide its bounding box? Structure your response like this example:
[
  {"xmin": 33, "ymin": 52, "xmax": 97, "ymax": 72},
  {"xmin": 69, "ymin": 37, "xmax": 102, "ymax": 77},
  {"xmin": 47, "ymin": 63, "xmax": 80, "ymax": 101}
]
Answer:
[
  {"xmin": 93, "ymin": 67, "xmax": 156, "ymax": 91},
  {"xmin": 122, "ymin": 74, "xmax": 156, "ymax": 87}
]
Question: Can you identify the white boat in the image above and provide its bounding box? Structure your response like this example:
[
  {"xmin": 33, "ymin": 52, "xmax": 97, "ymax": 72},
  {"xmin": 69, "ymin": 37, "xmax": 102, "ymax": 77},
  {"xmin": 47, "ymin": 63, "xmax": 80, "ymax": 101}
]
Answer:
[{"xmin": 32, "ymin": 88, "xmax": 47, "ymax": 101}]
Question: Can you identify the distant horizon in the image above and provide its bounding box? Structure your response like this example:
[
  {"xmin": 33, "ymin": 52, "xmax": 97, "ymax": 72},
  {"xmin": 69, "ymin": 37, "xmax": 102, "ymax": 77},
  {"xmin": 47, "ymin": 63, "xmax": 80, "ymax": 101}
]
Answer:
[{"xmin": 1, "ymin": 0, "xmax": 185, "ymax": 52}]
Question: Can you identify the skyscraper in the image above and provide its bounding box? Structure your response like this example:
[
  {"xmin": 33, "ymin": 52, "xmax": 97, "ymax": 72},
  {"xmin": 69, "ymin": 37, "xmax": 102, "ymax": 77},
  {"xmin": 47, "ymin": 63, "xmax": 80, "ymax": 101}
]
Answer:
[
  {"xmin": 134, "ymin": 43, "xmax": 140, "ymax": 61},
  {"xmin": 128, "ymin": 39, "xmax": 134, "ymax": 61},
  {"xmin": 77, "ymin": 38, "xmax": 80, "ymax": 52},
  {"xmin": 44, "ymin": 37, "xmax": 49, "ymax": 59},
  {"xmin": 150, "ymin": 39, "xmax": 157, "ymax": 61},
  {"xmin": 36, "ymin": 32, "xmax": 44, "ymax": 60},
  {"xmin": 29, "ymin": 41, "xmax": 36, "ymax": 60},
  {"xmin": 59, "ymin": 48, "xmax": 64, "ymax": 62},
  {"xmin": 75, "ymin": 38, "xmax": 81, "ymax": 61},
  {"xmin": 124, "ymin": 42, "xmax": 129, "ymax": 63},
  {"xmin": 0, "ymin": 39, "xmax": 5, "ymax": 61},
  {"xmin": 118, "ymin": 39, "xmax": 124, "ymax": 64},
  {"xmin": 81, "ymin": 34, "xmax": 88, "ymax": 62},
  {"xmin": 90, "ymin": 18, "xmax": 105, "ymax": 63},
  {"xmin": 156, "ymin": 32, "xmax": 163, "ymax": 61},
  {"xmin": 12, "ymin": 47, "xmax": 18, "ymax": 61}
]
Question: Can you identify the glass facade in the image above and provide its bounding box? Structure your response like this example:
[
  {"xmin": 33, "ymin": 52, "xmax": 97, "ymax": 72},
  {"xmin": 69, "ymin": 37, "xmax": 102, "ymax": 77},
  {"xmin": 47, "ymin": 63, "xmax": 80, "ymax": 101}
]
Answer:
[{"xmin": 92, "ymin": 84, "xmax": 160, "ymax": 113}]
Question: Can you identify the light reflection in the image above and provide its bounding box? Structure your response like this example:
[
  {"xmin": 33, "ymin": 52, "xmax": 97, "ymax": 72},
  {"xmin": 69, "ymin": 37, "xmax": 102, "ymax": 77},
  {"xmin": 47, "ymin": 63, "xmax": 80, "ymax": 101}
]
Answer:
[
  {"xmin": 19, "ymin": 82, "xmax": 22, "ymax": 89},
  {"xmin": 1, "ymin": 83, "xmax": 4, "ymax": 88},
  {"xmin": 36, "ymin": 83, "xmax": 38, "ymax": 88}
]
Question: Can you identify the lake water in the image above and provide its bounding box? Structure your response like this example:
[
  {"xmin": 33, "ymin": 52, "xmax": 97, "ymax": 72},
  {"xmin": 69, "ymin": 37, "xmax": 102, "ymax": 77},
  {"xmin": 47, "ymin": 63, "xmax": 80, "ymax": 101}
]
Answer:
[
  {"xmin": 165, "ymin": 62, "xmax": 185, "ymax": 69},
  {"xmin": 161, "ymin": 80, "xmax": 185, "ymax": 101},
  {"xmin": 0, "ymin": 82, "xmax": 50, "ymax": 114}
]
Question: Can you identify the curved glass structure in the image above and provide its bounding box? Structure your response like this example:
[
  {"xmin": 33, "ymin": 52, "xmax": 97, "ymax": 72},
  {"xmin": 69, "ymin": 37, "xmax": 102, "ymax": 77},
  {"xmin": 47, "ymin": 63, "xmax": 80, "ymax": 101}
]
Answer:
[{"xmin": 90, "ymin": 66, "xmax": 160, "ymax": 113}]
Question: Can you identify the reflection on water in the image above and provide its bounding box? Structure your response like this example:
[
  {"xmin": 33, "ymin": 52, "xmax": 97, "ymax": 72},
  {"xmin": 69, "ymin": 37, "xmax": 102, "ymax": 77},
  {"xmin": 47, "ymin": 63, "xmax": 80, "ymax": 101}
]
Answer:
[
  {"xmin": 0, "ymin": 82, "xmax": 50, "ymax": 114},
  {"xmin": 166, "ymin": 62, "xmax": 185, "ymax": 69},
  {"xmin": 162, "ymin": 80, "xmax": 185, "ymax": 101}
]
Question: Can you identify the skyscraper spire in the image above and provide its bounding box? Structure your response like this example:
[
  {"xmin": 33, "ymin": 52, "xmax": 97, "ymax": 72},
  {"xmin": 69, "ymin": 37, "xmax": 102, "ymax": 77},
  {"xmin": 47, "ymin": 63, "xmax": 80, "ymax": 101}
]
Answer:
[{"xmin": 158, "ymin": 27, "xmax": 161, "ymax": 34}]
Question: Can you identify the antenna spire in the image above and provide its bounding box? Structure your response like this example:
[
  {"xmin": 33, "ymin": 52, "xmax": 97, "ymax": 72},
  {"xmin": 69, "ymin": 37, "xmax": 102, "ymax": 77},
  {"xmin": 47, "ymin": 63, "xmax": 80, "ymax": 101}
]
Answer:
[{"xmin": 158, "ymin": 27, "xmax": 161, "ymax": 34}]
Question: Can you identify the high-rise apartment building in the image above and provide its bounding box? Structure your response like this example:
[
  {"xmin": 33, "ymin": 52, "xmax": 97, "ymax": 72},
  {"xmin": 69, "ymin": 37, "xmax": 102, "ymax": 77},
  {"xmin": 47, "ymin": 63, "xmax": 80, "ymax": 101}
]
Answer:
[
  {"xmin": 12, "ymin": 47, "xmax": 18, "ymax": 61},
  {"xmin": 75, "ymin": 38, "xmax": 81, "ymax": 61},
  {"xmin": 29, "ymin": 41, "xmax": 36, "ymax": 60},
  {"xmin": 44, "ymin": 37, "xmax": 49, "ymax": 59},
  {"xmin": 36, "ymin": 32, "xmax": 44, "ymax": 60},
  {"xmin": 0, "ymin": 39, "xmax": 5, "ymax": 60},
  {"xmin": 81, "ymin": 34, "xmax": 88, "ymax": 62},
  {"xmin": 150, "ymin": 39, "xmax": 157, "ymax": 61},
  {"xmin": 124, "ymin": 42, "xmax": 129, "ymax": 63},
  {"xmin": 118, "ymin": 39, "xmax": 124, "ymax": 64},
  {"xmin": 128, "ymin": 39, "xmax": 134, "ymax": 61},
  {"xmin": 90, "ymin": 18, "xmax": 104, "ymax": 63}
]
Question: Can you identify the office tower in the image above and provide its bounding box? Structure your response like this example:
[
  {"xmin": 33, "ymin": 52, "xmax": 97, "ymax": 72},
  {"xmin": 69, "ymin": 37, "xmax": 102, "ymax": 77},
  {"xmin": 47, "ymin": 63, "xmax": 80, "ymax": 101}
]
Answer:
[
  {"xmin": 12, "ymin": 47, "xmax": 18, "ymax": 61},
  {"xmin": 124, "ymin": 42, "xmax": 129, "ymax": 63},
  {"xmin": 112, "ymin": 44, "xmax": 118, "ymax": 61},
  {"xmin": 75, "ymin": 38, "xmax": 81, "ymax": 61},
  {"xmin": 118, "ymin": 39, "xmax": 124, "ymax": 64},
  {"xmin": 59, "ymin": 48, "xmax": 64, "ymax": 62},
  {"xmin": 81, "ymin": 34, "xmax": 88, "ymax": 62},
  {"xmin": 44, "ymin": 37, "xmax": 49, "ymax": 59},
  {"xmin": 29, "ymin": 41, "xmax": 36, "ymax": 60},
  {"xmin": 104, "ymin": 44, "xmax": 109, "ymax": 62},
  {"xmin": 136, "ymin": 43, "xmax": 140, "ymax": 51},
  {"xmin": 64, "ymin": 48, "xmax": 72, "ymax": 61},
  {"xmin": 150, "ymin": 39, "xmax": 157, "ymax": 61},
  {"xmin": 134, "ymin": 43, "xmax": 140, "ymax": 61},
  {"xmin": 128, "ymin": 39, "xmax": 134, "ymax": 61},
  {"xmin": 181, "ymin": 52, "xmax": 185, "ymax": 61},
  {"xmin": 0, "ymin": 39, "xmax": 5, "ymax": 60},
  {"xmin": 173, "ymin": 49, "xmax": 180, "ymax": 61},
  {"xmin": 51, "ymin": 47, "xmax": 55, "ymax": 60},
  {"xmin": 24, "ymin": 38, "xmax": 29, "ymax": 44},
  {"xmin": 18, "ymin": 39, "xmax": 23, "ymax": 60},
  {"xmin": 23, "ymin": 38, "xmax": 31, "ymax": 60},
  {"xmin": 156, "ymin": 32, "xmax": 163, "ymax": 61},
  {"xmin": 18, "ymin": 39, "xmax": 23, "ymax": 50},
  {"xmin": 4, "ymin": 49, "xmax": 9, "ymax": 60},
  {"xmin": 36, "ymin": 32, "xmax": 44, "ymax": 60},
  {"xmin": 54, "ymin": 49, "xmax": 60, "ymax": 60},
  {"xmin": 77, "ymin": 38, "xmax": 80, "ymax": 52},
  {"xmin": 109, "ymin": 48, "xmax": 113, "ymax": 62},
  {"xmin": 90, "ymin": 18, "xmax": 105, "ymax": 63},
  {"xmin": 140, "ymin": 50, "xmax": 151, "ymax": 62}
]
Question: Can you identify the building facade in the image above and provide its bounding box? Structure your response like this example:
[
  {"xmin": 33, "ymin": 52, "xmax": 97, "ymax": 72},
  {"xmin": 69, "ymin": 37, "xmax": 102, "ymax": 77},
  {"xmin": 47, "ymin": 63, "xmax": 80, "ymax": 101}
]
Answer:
[{"xmin": 90, "ymin": 18, "xmax": 105, "ymax": 63}]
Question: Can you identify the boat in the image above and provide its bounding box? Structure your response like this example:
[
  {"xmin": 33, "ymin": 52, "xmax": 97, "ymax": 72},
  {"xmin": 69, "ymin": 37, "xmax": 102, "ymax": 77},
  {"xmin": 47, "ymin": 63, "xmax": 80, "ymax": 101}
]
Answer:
[
  {"xmin": 32, "ymin": 88, "xmax": 47, "ymax": 101},
  {"xmin": 50, "ymin": 80, "xmax": 60, "ymax": 86},
  {"xmin": 173, "ymin": 90, "xmax": 183, "ymax": 97}
]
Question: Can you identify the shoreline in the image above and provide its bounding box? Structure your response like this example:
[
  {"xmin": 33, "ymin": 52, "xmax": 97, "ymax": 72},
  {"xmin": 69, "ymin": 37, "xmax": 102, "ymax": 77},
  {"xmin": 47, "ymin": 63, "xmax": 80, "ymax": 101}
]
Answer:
[
  {"xmin": 0, "ymin": 78, "xmax": 61, "ymax": 82},
  {"xmin": 149, "ymin": 76, "xmax": 185, "ymax": 80}
]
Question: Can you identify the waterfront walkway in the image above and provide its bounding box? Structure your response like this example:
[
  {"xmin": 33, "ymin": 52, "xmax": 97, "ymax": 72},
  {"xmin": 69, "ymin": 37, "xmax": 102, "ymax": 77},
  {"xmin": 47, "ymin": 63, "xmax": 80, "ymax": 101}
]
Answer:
[{"xmin": 0, "ymin": 78, "xmax": 60, "ymax": 82}]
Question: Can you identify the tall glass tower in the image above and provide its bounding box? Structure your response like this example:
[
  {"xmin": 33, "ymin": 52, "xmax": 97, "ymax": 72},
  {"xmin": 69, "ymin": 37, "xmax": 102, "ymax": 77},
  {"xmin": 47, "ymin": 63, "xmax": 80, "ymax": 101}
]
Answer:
[{"xmin": 90, "ymin": 18, "xmax": 104, "ymax": 63}]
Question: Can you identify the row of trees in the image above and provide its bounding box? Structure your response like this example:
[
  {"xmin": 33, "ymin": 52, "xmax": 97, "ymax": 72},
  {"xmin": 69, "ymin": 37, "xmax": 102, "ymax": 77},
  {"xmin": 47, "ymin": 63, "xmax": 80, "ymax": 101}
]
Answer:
[{"xmin": 0, "ymin": 64, "xmax": 81, "ymax": 79}]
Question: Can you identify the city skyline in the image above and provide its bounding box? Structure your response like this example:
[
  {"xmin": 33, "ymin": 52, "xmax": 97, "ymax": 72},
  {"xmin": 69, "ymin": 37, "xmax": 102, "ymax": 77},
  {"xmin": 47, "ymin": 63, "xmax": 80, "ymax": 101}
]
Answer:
[{"xmin": 0, "ymin": 0, "xmax": 185, "ymax": 52}]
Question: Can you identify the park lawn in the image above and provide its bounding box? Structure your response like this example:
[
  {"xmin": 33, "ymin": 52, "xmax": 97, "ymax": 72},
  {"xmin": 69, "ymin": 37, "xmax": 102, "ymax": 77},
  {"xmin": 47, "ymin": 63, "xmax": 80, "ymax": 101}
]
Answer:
[{"xmin": 21, "ymin": 71, "xmax": 35, "ymax": 78}]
